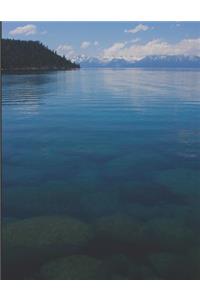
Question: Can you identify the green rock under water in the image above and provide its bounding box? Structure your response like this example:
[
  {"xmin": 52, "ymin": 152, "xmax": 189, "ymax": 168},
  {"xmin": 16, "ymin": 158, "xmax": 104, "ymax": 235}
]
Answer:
[
  {"xmin": 105, "ymin": 254, "xmax": 157, "ymax": 279},
  {"xmin": 3, "ymin": 216, "xmax": 94, "ymax": 248},
  {"xmin": 40, "ymin": 255, "xmax": 104, "ymax": 279},
  {"xmin": 148, "ymin": 252, "xmax": 183, "ymax": 279},
  {"xmin": 2, "ymin": 216, "xmax": 94, "ymax": 279},
  {"xmin": 95, "ymin": 214, "xmax": 145, "ymax": 244},
  {"xmin": 142, "ymin": 217, "xmax": 194, "ymax": 251}
]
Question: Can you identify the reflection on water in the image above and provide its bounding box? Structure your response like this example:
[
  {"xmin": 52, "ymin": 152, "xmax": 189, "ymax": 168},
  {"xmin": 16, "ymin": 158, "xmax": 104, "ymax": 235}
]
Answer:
[{"xmin": 2, "ymin": 69, "xmax": 200, "ymax": 279}]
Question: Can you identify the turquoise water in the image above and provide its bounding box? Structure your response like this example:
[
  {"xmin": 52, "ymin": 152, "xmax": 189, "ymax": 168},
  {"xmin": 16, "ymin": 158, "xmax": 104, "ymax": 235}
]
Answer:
[{"xmin": 2, "ymin": 69, "xmax": 200, "ymax": 279}]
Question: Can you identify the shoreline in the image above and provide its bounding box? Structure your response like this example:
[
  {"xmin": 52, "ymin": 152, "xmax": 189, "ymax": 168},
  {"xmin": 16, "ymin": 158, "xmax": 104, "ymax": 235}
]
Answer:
[{"xmin": 1, "ymin": 67, "xmax": 80, "ymax": 74}]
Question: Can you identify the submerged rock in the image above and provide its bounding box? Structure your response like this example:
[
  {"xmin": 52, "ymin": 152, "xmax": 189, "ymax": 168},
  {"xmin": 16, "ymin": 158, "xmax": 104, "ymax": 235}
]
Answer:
[
  {"xmin": 105, "ymin": 254, "xmax": 157, "ymax": 280},
  {"xmin": 3, "ymin": 216, "xmax": 93, "ymax": 249},
  {"xmin": 142, "ymin": 217, "xmax": 194, "ymax": 251},
  {"xmin": 185, "ymin": 247, "xmax": 200, "ymax": 279},
  {"xmin": 40, "ymin": 255, "xmax": 104, "ymax": 279},
  {"xmin": 148, "ymin": 252, "xmax": 184, "ymax": 279},
  {"xmin": 95, "ymin": 214, "xmax": 145, "ymax": 244},
  {"xmin": 2, "ymin": 216, "xmax": 94, "ymax": 279}
]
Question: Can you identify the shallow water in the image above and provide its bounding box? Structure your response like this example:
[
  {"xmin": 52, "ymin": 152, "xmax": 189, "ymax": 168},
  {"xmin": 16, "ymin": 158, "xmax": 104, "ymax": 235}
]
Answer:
[{"xmin": 2, "ymin": 69, "xmax": 200, "ymax": 279}]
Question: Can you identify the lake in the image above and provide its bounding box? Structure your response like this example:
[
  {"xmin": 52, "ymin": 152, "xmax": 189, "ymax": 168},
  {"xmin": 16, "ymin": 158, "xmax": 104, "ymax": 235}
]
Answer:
[{"xmin": 2, "ymin": 69, "xmax": 200, "ymax": 279}]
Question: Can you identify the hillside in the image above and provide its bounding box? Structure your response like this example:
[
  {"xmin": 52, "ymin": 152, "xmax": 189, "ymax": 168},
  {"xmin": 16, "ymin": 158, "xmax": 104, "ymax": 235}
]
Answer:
[{"xmin": 1, "ymin": 39, "xmax": 80, "ymax": 71}]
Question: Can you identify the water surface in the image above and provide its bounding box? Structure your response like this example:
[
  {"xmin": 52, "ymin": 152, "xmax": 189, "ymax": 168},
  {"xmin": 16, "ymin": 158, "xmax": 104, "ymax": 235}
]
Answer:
[{"xmin": 2, "ymin": 69, "xmax": 200, "ymax": 279}]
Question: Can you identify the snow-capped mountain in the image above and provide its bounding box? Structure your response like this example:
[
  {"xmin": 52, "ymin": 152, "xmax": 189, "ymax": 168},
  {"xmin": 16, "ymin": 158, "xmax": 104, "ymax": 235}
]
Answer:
[
  {"xmin": 73, "ymin": 55, "xmax": 200, "ymax": 68},
  {"xmin": 133, "ymin": 55, "xmax": 200, "ymax": 68},
  {"xmin": 72, "ymin": 56, "xmax": 135, "ymax": 68},
  {"xmin": 71, "ymin": 55, "xmax": 101, "ymax": 66},
  {"xmin": 105, "ymin": 59, "xmax": 135, "ymax": 68},
  {"xmin": 72, "ymin": 56, "xmax": 107, "ymax": 67}
]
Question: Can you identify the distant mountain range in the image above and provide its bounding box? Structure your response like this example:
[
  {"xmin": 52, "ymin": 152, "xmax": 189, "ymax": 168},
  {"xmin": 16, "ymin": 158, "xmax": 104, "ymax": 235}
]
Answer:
[
  {"xmin": 74, "ymin": 55, "xmax": 200, "ymax": 68},
  {"xmin": 2, "ymin": 39, "xmax": 200, "ymax": 71}
]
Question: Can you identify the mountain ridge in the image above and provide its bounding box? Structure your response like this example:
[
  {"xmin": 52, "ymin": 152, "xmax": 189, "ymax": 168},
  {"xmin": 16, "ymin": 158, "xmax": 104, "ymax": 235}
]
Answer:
[{"xmin": 74, "ymin": 55, "xmax": 200, "ymax": 68}]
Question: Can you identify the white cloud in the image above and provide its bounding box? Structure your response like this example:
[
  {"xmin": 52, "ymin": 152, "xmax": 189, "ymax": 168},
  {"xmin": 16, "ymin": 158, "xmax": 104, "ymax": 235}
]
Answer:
[
  {"xmin": 125, "ymin": 24, "xmax": 150, "ymax": 34},
  {"xmin": 94, "ymin": 41, "xmax": 99, "ymax": 46},
  {"xmin": 81, "ymin": 41, "xmax": 91, "ymax": 49},
  {"xmin": 130, "ymin": 38, "xmax": 141, "ymax": 44},
  {"xmin": 9, "ymin": 24, "xmax": 37, "ymax": 36},
  {"xmin": 103, "ymin": 38, "xmax": 200, "ymax": 61},
  {"xmin": 103, "ymin": 42, "xmax": 126, "ymax": 57},
  {"xmin": 56, "ymin": 44, "xmax": 75, "ymax": 58}
]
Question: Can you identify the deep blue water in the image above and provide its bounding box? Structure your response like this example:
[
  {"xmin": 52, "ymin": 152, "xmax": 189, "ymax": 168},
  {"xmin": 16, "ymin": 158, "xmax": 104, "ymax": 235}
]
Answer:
[{"xmin": 2, "ymin": 69, "xmax": 200, "ymax": 279}]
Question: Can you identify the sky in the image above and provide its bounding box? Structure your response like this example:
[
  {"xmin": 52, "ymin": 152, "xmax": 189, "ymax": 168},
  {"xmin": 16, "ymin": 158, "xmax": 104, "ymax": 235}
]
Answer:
[{"xmin": 2, "ymin": 22, "xmax": 200, "ymax": 61}]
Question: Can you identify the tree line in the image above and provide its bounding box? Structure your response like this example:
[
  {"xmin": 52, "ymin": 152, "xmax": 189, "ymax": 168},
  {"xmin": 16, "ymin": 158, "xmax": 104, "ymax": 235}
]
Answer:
[{"xmin": 1, "ymin": 39, "xmax": 80, "ymax": 71}]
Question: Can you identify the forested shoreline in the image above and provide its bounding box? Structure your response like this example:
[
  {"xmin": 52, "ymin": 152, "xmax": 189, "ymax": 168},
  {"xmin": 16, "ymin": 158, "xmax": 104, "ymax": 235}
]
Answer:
[{"xmin": 1, "ymin": 39, "xmax": 79, "ymax": 71}]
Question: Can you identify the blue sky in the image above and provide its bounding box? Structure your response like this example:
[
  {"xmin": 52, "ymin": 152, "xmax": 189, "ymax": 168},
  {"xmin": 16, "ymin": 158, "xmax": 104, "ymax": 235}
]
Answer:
[{"xmin": 3, "ymin": 22, "xmax": 200, "ymax": 61}]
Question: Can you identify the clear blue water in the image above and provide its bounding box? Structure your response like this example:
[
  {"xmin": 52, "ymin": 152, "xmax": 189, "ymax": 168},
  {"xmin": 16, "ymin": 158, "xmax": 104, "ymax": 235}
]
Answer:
[{"xmin": 2, "ymin": 69, "xmax": 200, "ymax": 279}]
